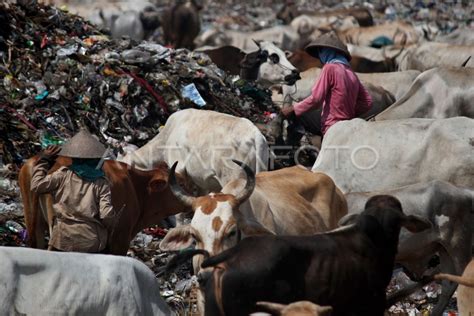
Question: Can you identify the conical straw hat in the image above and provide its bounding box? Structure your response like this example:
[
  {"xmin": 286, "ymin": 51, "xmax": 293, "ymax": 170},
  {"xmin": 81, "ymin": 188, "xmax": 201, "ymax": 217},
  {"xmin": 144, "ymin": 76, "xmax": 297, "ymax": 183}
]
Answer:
[
  {"xmin": 59, "ymin": 129, "xmax": 106, "ymax": 159},
  {"xmin": 305, "ymin": 32, "xmax": 351, "ymax": 61}
]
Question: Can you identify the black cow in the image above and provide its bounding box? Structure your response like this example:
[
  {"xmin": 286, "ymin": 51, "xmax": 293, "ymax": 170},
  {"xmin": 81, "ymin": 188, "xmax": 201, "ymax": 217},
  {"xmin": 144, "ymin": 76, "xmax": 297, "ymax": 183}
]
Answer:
[{"xmin": 167, "ymin": 195, "xmax": 430, "ymax": 316}]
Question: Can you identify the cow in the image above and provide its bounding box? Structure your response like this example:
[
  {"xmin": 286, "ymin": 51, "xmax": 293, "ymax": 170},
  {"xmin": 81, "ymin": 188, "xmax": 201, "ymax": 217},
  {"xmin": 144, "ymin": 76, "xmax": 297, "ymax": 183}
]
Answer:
[
  {"xmin": 0, "ymin": 247, "xmax": 171, "ymax": 315},
  {"xmin": 277, "ymin": 5, "xmax": 373, "ymax": 27},
  {"xmin": 221, "ymin": 40, "xmax": 301, "ymax": 88},
  {"xmin": 256, "ymin": 301, "xmax": 333, "ymax": 316},
  {"xmin": 435, "ymin": 259, "xmax": 474, "ymax": 316},
  {"xmin": 290, "ymin": 14, "xmax": 359, "ymax": 47},
  {"xmin": 338, "ymin": 21, "xmax": 419, "ymax": 46},
  {"xmin": 19, "ymin": 156, "xmax": 188, "ymax": 255},
  {"xmin": 312, "ymin": 117, "xmax": 474, "ymax": 193},
  {"xmin": 120, "ymin": 109, "xmax": 270, "ymax": 193},
  {"xmin": 344, "ymin": 180, "xmax": 474, "ymax": 316},
  {"xmin": 160, "ymin": 161, "xmax": 347, "ymax": 313},
  {"xmin": 196, "ymin": 26, "xmax": 302, "ymax": 53},
  {"xmin": 435, "ymin": 27, "xmax": 474, "ymax": 46},
  {"xmin": 194, "ymin": 45, "xmax": 246, "ymax": 75},
  {"xmin": 397, "ymin": 42, "xmax": 474, "ymax": 71},
  {"xmin": 98, "ymin": 6, "xmax": 160, "ymax": 41},
  {"xmin": 160, "ymin": 161, "xmax": 347, "ymax": 271},
  {"xmin": 169, "ymin": 195, "xmax": 430, "ymax": 315},
  {"xmin": 287, "ymin": 49, "xmax": 322, "ymax": 72},
  {"xmin": 287, "ymin": 46, "xmax": 412, "ymax": 75},
  {"xmin": 161, "ymin": 0, "xmax": 202, "ymax": 49},
  {"xmin": 346, "ymin": 44, "xmax": 410, "ymax": 73},
  {"xmin": 375, "ymin": 67, "xmax": 474, "ymax": 120}
]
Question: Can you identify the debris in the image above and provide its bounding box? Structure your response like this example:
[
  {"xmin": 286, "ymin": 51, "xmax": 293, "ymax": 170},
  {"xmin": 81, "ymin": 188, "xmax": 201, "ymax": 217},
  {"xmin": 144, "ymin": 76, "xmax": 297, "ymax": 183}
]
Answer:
[{"xmin": 0, "ymin": 1, "xmax": 277, "ymax": 166}]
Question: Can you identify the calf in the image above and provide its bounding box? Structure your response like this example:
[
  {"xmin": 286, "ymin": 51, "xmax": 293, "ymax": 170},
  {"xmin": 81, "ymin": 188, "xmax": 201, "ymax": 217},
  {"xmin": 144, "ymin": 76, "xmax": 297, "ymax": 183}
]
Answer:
[
  {"xmin": 435, "ymin": 259, "xmax": 474, "ymax": 316},
  {"xmin": 180, "ymin": 195, "xmax": 430, "ymax": 316}
]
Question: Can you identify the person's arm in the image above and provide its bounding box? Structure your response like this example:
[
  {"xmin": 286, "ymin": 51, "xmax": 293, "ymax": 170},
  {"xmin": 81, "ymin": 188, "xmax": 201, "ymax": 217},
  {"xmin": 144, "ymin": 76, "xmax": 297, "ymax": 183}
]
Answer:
[
  {"xmin": 355, "ymin": 82, "xmax": 373, "ymax": 116},
  {"xmin": 98, "ymin": 183, "xmax": 115, "ymax": 229},
  {"xmin": 30, "ymin": 146, "xmax": 62, "ymax": 194},
  {"xmin": 293, "ymin": 66, "xmax": 332, "ymax": 116}
]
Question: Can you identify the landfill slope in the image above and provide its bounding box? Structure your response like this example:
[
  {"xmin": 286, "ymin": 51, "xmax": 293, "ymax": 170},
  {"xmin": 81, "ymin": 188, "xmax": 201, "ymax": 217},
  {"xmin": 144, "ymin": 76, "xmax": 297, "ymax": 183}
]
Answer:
[{"xmin": 0, "ymin": 1, "xmax": 277, "ymax": 165}]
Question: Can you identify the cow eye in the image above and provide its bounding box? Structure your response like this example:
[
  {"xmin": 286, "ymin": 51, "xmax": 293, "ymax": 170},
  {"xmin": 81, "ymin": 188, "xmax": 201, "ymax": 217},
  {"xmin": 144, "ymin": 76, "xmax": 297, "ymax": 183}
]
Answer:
[
  {"xmin": 269, "ymin": 53, "xmax": 280, "ymax": 64},
  {"xmin": 227, "ymin": 230, "xmax": 237, "ymax": 239}
]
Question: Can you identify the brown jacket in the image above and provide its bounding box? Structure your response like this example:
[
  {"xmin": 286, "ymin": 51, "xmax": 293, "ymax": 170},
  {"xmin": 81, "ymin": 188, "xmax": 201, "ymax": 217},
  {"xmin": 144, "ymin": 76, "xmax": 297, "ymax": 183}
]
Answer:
[{"xmin": 31, "ymin": 160, "xmax": 114, "ymax": 252}]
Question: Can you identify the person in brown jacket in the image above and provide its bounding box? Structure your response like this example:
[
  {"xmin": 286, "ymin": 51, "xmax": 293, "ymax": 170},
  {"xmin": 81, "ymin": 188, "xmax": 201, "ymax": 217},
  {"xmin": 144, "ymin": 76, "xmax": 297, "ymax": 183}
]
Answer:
[{"xmin": 31, "ymin": 130, "xmax": 115, "ymax": 253}]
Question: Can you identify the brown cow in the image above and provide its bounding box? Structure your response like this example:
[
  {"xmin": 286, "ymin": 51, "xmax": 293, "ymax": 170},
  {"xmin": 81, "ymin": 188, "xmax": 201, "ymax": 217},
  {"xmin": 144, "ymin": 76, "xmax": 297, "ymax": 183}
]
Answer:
[
  {"xmin": 195, "ymin": 45, "xmax": 246, "ymax": 75},
  {"xmin": 435, "ymin": 259, "xmax": 474, "ymax": 316},
  {"xmin": 287, "ymin": 48, "xmax": 396, "ymax": 73},
  {"xmin": 160, "ymin": 161, "xmax": 346, "ymax": 313},
  {"xmin": 287, "ymin": 49, "xmax": 322, "ymax": 72},
  {"xmin": 161, "ymin": 0, "xmax": 202, "ymax": 49},
  {"xmin": 19, "ymin": 156, "xmax": 189, "ymax": 255}
]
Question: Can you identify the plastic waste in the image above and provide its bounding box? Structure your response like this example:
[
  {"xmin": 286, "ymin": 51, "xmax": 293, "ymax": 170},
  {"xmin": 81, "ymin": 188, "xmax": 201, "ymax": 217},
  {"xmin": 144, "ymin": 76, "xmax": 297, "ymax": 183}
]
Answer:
[
  {"xmin": 5, "ymin": 220, "xmax": 23, "ymax": 234},
  {"xmin": 38, "ymin": 131, "xmax": 65, "ymax": 148},
  {"xmin": 120, "ymin": 49, "xmax": 151, "ymax": 64},
  {"xmin": 56, "ymin": 44, "xmax": 78, "ymax": 57},
  {"xmin": 181, "ymin": 83, "xmax": 206, "ymax": 107}
]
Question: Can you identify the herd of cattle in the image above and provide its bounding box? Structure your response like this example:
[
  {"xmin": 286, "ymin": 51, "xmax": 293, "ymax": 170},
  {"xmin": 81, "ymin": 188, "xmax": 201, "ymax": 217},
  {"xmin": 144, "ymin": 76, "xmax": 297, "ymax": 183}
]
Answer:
[{"xmin": 2, "ymin": 1, "xmax": 474, "ymax": 316}]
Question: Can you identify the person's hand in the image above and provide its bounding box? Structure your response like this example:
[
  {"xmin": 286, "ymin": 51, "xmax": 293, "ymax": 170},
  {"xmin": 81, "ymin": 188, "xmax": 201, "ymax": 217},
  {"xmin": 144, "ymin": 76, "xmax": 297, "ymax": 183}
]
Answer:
[
  {"xmin": 41, "ymin": 145, "xmax": 61, "ymax": 160},
  {"xmin": 281, "ymin": 105, "xmax": 294, "ymax": 117}
]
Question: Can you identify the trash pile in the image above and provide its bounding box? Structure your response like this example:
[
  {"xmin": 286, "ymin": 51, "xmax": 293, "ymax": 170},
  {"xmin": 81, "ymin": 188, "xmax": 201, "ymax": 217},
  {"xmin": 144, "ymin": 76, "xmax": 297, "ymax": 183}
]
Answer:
[
  {"xmin": 128, "ymin": 227, "xmax": 199, "ymax": 315},
  {"xmin": 387, "ymin": 270, "xmax": 458, "ymax": 316},
  {"xmin": 0, "ymin": 0, "xmax": 277, "ymax": 165}
]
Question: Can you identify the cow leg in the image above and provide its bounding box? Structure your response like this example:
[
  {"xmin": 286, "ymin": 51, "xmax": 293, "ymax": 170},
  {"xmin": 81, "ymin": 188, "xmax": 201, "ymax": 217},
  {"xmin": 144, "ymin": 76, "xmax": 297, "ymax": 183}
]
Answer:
[{"xmin": 431, "ymin": 246, "xmax": 457, "ymax": 316}]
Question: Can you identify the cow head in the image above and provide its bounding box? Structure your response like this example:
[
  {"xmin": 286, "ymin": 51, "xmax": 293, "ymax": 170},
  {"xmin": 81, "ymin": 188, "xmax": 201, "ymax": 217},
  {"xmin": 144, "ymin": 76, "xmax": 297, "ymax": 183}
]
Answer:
[
  {"xmin": 339, "ymin": 195, "xmax": 431, "ymax": 248},
  {"xmin": 160, "ymin": 159, "xmax": 271, "ymax": 274},
  {"xmin": 239, "ymin": 40, "xmax": 300, "ymax": 87},
  {"xmin": 137, "ymin": 162, "xmax": 192, "ymax": 230}
]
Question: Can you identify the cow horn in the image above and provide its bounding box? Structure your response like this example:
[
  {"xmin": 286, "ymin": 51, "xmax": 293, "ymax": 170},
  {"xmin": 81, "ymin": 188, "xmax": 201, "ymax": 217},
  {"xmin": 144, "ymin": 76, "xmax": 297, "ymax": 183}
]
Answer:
[
  {"xmin": 252, "ymin": 39, "xmax": 261, "ymax": 48},
  {"xmin": 169, "ymin": 161, "xmax": 195, "ymax": 208},
  {"xmin": 461, "ymin": 56, "xmax": 471, "ymax": 67},
  {"xmin": 232, "ymin": 159, "xmax": 256, "ymax": 204}
]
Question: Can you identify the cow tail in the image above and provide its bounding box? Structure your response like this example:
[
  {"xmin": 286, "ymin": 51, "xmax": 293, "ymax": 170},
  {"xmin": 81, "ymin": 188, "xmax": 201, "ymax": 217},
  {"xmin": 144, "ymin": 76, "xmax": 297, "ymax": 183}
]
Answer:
[{"xmin": 157, "ymin": 249, "xmax": 210, "ymax": 277}]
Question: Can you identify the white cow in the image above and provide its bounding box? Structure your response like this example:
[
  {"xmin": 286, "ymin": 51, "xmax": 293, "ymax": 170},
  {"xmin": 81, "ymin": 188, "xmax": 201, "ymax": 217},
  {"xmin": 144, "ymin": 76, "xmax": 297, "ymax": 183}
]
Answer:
[
  {"xmin": 0, "ymin": 247, "xmax": 171, "ymax": 315},
  {"xmin": 435, "ymin": 27, "xmax": 474, "ymax": 46},
  {"xmin": 282, "ymin": 67, "xmax": 418, "ymax": 103},
  {"xmin": 398, "ymin": 42, "xmax": 474, "ymax": 71},
  {"xmin": 376, "ymin": 67, "xmax": 474, "ymax": 120},
  {"xmin": 121, "ymin": 109, "xmax": 270, "ymax": 192},
  {"xmin": 195, "ymin": 26, "xmax": 301, "ymax": 53},
  {"xmin": 312, "ymin": 117, "xmax": 474, "ymax": 193}
]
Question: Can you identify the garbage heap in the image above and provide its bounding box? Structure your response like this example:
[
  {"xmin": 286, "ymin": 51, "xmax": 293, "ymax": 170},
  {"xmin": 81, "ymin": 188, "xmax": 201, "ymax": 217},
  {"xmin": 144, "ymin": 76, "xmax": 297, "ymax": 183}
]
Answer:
[{"xmin": 0, "ymin": 0, "xmax": 277, "ymax": 165}]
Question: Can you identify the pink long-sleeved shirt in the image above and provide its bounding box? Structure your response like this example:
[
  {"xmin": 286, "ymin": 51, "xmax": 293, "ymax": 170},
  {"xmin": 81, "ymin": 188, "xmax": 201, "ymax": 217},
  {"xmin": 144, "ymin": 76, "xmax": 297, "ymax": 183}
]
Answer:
[{"xmin": 293, "ymin": 63, "xmax": 372, "ymax": 135}]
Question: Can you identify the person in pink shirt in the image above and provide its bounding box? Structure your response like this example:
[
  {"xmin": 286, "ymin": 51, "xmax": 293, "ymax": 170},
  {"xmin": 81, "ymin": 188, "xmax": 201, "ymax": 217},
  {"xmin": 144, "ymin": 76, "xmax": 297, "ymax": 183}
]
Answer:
[{"xmin": 282, "ymin": 33, "xmax": 372, "ymax": 137}]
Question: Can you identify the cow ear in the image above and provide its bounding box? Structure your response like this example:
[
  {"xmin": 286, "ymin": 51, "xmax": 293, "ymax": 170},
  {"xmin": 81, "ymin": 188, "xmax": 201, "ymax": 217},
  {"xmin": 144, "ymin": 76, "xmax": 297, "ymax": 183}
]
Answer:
[
  {"xmin": 338, "ymin": 213, "xmax": 359, "ymax": 227},
  {"xmin": 284, "ymin": 50, "xmax": 292, "ymax": 58},
  {"xmin": 148, "ymin": 178, "xmax": 168, "ymax": 192},
  {"xmin": 159, "ymin": 225, "xmax": 196, "ymax": 251},
  {"xmin": 401, "ymin": 215, "xmax": 431, "ymax": 233},
  {"xmin": 317, "ymin": 306, "xmax": 333, "ymax": 315}
]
